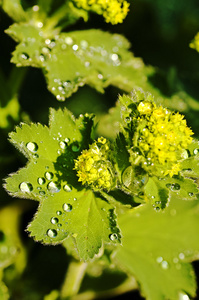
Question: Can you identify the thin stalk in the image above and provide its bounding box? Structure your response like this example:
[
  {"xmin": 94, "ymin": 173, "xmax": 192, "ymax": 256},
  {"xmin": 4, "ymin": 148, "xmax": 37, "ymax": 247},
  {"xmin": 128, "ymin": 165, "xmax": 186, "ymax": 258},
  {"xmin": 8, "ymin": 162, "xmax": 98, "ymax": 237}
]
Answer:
[{"xmin": 61, "ymin": 260, "xmax": 88, "ymax": 299}]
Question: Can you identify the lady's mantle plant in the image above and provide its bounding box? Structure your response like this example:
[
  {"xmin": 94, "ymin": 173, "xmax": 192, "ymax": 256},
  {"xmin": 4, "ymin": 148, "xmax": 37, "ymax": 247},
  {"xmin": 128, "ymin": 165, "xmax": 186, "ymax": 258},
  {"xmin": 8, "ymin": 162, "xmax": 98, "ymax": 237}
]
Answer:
[
  {"xmin": 5, "ymin": 89, "xmax": 199, "ymax": 299},
  {"xmin": 2, "ymin": 0, "xmax": 199, "ymax": 299}
]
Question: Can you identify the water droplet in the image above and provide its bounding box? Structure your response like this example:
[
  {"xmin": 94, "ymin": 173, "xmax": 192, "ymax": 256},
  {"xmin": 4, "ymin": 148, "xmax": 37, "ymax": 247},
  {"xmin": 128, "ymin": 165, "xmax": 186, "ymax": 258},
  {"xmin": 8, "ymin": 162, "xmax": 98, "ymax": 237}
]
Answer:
[
  {"xmin": 111, "ymin": 53, "xmax": 119, "ymax": 61},
  {"xmin": 39, "ymin": 191, "xmax": 45, "ymax": 196},
  {"xmin": 26, "ymin": 142, "xmax": 38, "ymax": 152},
  {"xmin": 109, "ymin": 233, "xmax": 118, "ymax": 241},
  {"xmin": 63, "ymin": 184, "xmax": 72, "ymax": 192},
  {"xmin": 193, "ymin": 148, "xmax": 199, "ymax": 155},
  {"xmin": 45, "ymin": 39, "xmax": 51, "ymax": 45},
  {"xmin": 179, "ymin": 253, "xmax": 185, "ymax": 260},
  {"xmin": 161, "ymin": 260, "xmax": 169, "ymax": 270},
  {"xmin": 85, "ymin": 61, "xmax": 90, "ymax": 67},
  {"xmin": 47, "ymin": 182, "xmax": 61, "ymax": 193},
  {"xmin": 98, "ymin": 74, "xmax": 103, "ymax": 79},
  {"xmin": 58, "ymin": 223, "xmax": 62, "ymax": 227},
  {"xmin": 188, "ymin": 192, "xmax": 194, "ymax": 197},
  {"xmin": 173, "ymin": 257, "xmax": 179, "ymax": 263},
  {"xmin": 73, "ymin": 197, "xmax": 77, "ymax": 201},
  {"xmin": 38, "ymin": 177, "xmax": 46, "ymax": 185},
  {"xmin": 179, "ymin": 293, "xmax": 190, "ymax": 300},
  {"xmin": 166, "ymin": 183, "xmax": 180, "ymax": 191},
  {"xmin": 80, "ymin": 40, "xmax": 88, "ymax": 49},
  {"xmin": 65, "ymin": 37, "xmax": 73, "ymax": 45},
  {"xmin": 45, "ymin": 172, "xmax": 54, "ymax": 180},
  {"xmin": 65, "ymin": 138, "xmax": 70, "ymax": 143},
  {"xmin": 36, "ymin": 21, "xmax": 43, "ymax": 28},
  {"xmin": 72, "ymin": 44, "xmax": 78, "ymax": 51},
  {"xmin": 56, "ymin": 211, "xmax": 62, "ymax": 216},
  {"xmin": 32, "ymin": 5, "xmax": 39, "ymax": 11},
  {"xmin": 59, "ymin": 141, "xmax": 67, "ymax": 149},
  {"xmin": 72, "ymin": 143, "xmax": 80, "ymax": 152},
  {"xmin": 156, "ymin": 256, "xmax": 163, "ymax": 263},
  {"xmin": 19, "ymin": 53, "xmax": 29, "ymax": 61},
  {"xmin": 51, "ymin": 217, "xmax": 59, "ymax": 224},
  {"xmin": 47, "ymin": 229, "xmax": 57, "ymax": 238},
  {"xmin": 19, "ymin": 182, "xmax": 33, "ymax": 193},
  {"xmin": 56, "ymin": 94, "xmax": 65, "ymax": 101},
  {"xmin": 63, "ymin": 203, "xmax": 72, "ymax": 212}
]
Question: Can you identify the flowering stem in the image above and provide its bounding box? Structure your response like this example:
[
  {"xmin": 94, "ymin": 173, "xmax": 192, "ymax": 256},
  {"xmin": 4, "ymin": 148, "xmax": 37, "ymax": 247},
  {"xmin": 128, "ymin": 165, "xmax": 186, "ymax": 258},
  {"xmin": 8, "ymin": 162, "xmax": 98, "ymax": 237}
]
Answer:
[{"xmin": 61, "ymin": 260, "xmax": 88, "ymax": 299}]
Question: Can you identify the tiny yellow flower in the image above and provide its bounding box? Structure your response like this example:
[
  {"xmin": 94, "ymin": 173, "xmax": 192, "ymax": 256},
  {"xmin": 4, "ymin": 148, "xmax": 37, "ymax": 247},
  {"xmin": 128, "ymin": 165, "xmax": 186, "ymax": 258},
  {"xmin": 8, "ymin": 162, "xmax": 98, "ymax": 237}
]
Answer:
[
  {"xmin": 72, "ymin": 0, "xmax": 130, "ymax": 25},
  {"xmin": 135, "ymin": 100, "xmax": 193, "ymax": 177},
  {"xmin": 74, "ymin": 137, "xmax": 113, "ymax": 190},
  {"xmin": 190, "ymin": 32, "xmax": 199, "ymax": 52},
  {"xmin": 137, "ymin": 101, "xmax": 153, "ymax": 115}
]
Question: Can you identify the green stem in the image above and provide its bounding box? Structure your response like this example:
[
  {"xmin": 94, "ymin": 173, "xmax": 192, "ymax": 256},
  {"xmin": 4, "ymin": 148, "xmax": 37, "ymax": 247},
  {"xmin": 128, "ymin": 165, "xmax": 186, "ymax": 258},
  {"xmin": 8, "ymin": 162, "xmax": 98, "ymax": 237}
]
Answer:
[
  {"xmin": 61, "ymin": 260, "xmax": 88, "ymax": 299},
  {"xmin": 44, "ymin": 2, "xmax": 78, "ymax": 33},
  {"xmin": 8, "ymin": 67, "xmax": 27, "ymax": 99}
]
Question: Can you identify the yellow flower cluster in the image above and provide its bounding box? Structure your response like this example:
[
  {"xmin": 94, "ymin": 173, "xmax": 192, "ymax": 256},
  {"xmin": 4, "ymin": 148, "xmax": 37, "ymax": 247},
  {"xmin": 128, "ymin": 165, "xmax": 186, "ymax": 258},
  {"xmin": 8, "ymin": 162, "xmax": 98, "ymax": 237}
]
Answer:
[
  {"xmin": 190, "ymin": 32, "xmax": 199, "ymax": 52},
  {"xmin": 137, "ymin": 101, "xmax": 193, "ymax": 177},
  {"xmin": 73, "ymin": 0, "xmax": 130, "ymax": 25},
  {"xmin": 74, "ymin": 137, "xmax": 113, "ymax": 190}
]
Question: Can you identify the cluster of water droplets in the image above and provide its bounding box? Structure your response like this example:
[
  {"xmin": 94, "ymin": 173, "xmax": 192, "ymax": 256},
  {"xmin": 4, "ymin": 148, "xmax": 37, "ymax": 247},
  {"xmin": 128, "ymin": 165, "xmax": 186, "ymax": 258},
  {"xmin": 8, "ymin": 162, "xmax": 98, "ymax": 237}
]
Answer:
[
  {"xmin": 46, "ymin": 200, "xmax": 75, "ymax": 239},
  {"xmin": 156, "ymin": 251, "xmax": 189, "ymax": 273}
]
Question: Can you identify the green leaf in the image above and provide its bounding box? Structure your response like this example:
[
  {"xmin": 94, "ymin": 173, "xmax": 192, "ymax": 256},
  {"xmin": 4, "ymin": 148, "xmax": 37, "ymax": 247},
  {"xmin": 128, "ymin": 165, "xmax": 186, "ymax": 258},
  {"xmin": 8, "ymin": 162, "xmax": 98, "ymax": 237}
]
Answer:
[
  {"xmin": 28, "ymin": 189, "xmax": 120, "ymax": 261},
  {"xmin": 144, "ymin": 177, "xmax": 169, "ymax": 210},
  {"xmin": 180, "ymin": 139, "xmax": 199, "ymax": 178},
  {"xmin": 1, "ymin": 0, "xmax": 27, "ymax": 22},
  {"xmin": 114, "ymin": 196, "xmax": 199, "ymax": 300},
  {"xmin": 0, "ymin": 280, "xmax": 9, "ymax": 300},
  {"xmin": 6, "ymin": 23, "xmax": 46, "ymax": 68},
  {"xmin": 6, "ymin": 22, "xmax": 152, "ymax": 100},
  {"xmin": 5, "ymin": 108, "xmax": 121, "ymax": 260},
  {"xmin": 114, "ymin": 133, "xmax": 130, "ymax": 181}
]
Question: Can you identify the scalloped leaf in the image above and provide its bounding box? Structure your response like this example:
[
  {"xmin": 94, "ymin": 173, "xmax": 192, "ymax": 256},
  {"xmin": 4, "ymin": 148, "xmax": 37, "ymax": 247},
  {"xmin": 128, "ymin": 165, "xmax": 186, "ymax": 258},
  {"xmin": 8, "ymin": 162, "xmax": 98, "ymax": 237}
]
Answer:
[
  {"xmin": 114, "ymin": 196, "xmax": 199, "ymax": 300},
  {"xmin": 5, "ymin": 108, "xmax": 121, "ymax": 260},
  {"xmin": 6, "ymin": 21, "xmax": 152, "ymax": 100},
  {"xmin": 28, "ymin": 189, "xmax": 120, "ymax": 261}
]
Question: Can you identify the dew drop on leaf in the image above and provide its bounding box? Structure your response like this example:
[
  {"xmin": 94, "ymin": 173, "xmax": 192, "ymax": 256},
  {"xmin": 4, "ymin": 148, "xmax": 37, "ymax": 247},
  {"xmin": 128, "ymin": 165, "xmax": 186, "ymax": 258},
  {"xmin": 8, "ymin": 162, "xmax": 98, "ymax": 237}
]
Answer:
[
  {"xmin": 179, "ymin": 292, "xmax": 190, "ymax": 300},
  {"xmin": 166, "ymin": 183, "xmax": 181, "ymax": 191},
  {"xmin": 85, "ymin": 61, "xmax": 90, "ymax": 67},
  {"xmin": 63, "ymin": 203, "xmax": 72, "ymax": 212},
  {"xmin": 65, "ymin": 37, "xmax": 73, "ymax": 45},
  {"xmin": 109, "ymin": 233, "xmax": 118, "ymax": 241},
  {"xmin": 80, "ymin": 40, "xmax": 88, "ymax": 49},
  {"xmin": 161, "ymin": 260, "xmax": 169, "ymax": 270},
  {"xmin": 63, "ymin": 184, "xmax": 72, "ymax": 192},
  {"xmin": 19, "ymin": 182, "xmax": 33, "ymax": 192},
  {"xmin": 65, "ymin": 138, "xmax": 70, "ymax": 143},
  {"xmin": 39, "ymin": 191, "xmax": 45, "ymax": 196},
  {"xmin": 56, "ymin": 211, "xmax": 62, "ymax": 216},
  {"xmin": 45, "ymin": 172, "xmax": 54, "ymax": 180},
  {"xmin": 188, "ymin": 192, "xmax": 194, "ymax": 197},
  {"xmin": 37, "ymin": 177, "xmax": 46, "ymax": 185},
  {"xmin": 47, "ymin": 229, "xmax": 57, "ymax": 238},
  {"xmin": 19, "ymin": 52, "xmax": 29, "ymax": 61},
  {"xmin": 72, "ymin": 44, "xmax": 79, "ymax": 51},
  {"xmin": 156, "ymin": 256, "xmax": 163, "ymax": 263},
  {"xmin": 51, "ymin": 217, "xmax": 59, "ymax": 225},
  {"xmin": 59, "ymin": 141, "xmax": 67, "ymax": 149},
  {"xmin": 47, "ymin": 182, "xmax": 61, "ymax": 193},
  {"xmin": 26, "ymin": 142, "xmax": 38, "ymax": 152},
  {"xmin": 193, "ymin": 148, "xmax": 199, "ymax": 155},
  {"xmin": 179, "ymin": 253, "xmax": 185, "ymax": 260}
]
